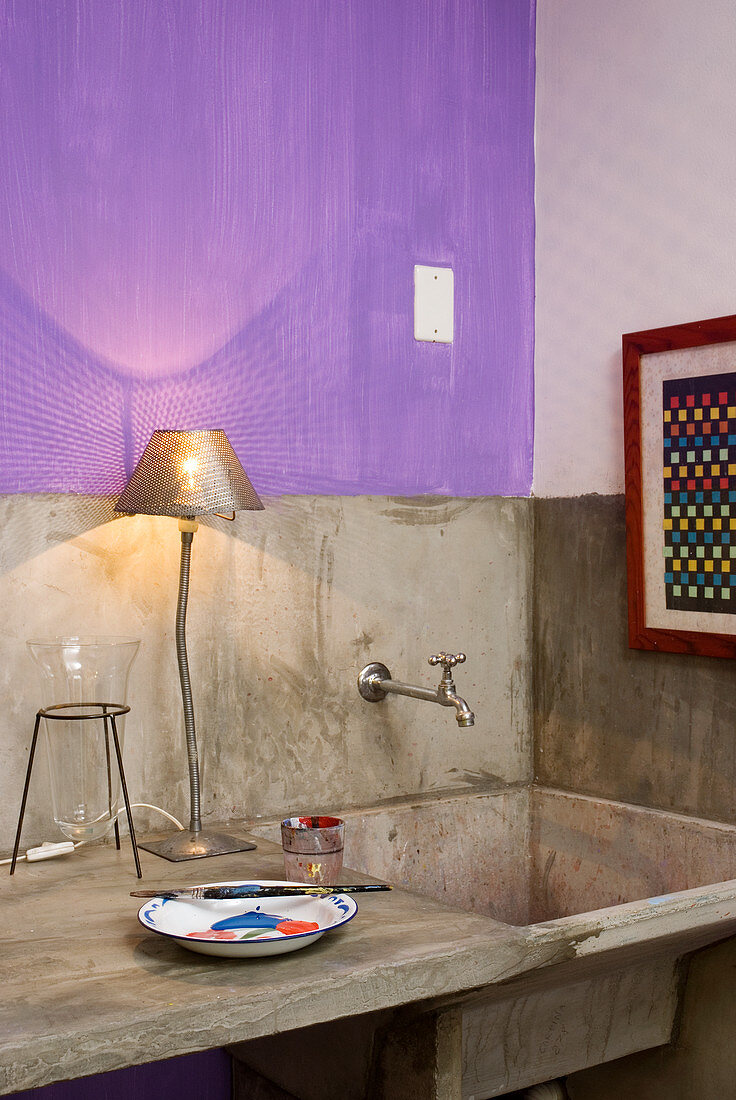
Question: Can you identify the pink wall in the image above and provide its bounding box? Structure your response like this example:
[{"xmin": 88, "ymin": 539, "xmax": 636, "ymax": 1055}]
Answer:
[{"xmin": 0, "ymin": 0, "xmax": 535, "ymax": 496}]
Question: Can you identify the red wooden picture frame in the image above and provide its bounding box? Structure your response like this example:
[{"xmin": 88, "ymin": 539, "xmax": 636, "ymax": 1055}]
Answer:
[{"xmin": 623, "ymin": 313, "xmax": 736, "ymax": 658}]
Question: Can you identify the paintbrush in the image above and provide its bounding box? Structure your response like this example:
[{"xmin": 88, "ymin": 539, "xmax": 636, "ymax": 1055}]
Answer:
[{"xmin": 130, "ymin": 883, "xmax": 393, "ymax": 900}]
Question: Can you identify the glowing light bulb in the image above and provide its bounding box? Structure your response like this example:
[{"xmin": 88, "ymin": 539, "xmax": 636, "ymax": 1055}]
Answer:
[{"xmin": 181, "ymin": 456, "xmax": 200, "ymax": 491}]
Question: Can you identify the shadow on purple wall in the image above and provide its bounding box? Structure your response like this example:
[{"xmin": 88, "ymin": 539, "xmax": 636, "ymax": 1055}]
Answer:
[{"xmin": 0, "ymin": 0, "xmax": 535, "ymax": 498}]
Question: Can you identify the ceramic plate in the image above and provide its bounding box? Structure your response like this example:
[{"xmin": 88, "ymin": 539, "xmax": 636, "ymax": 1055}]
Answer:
[{"xmin": 137, "ymin": 880, "xmax": 358, "ymax": 957}]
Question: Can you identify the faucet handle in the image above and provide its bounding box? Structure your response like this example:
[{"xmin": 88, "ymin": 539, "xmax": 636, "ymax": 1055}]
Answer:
[{"xmin": 428, "ymin": 652, "xmax": 466, "ymax": 675}]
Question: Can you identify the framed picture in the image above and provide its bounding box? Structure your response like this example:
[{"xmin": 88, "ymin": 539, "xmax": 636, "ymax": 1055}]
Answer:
[{"xmin": 623, "ymin": 313, "xmax": 736, "ymax": 658}]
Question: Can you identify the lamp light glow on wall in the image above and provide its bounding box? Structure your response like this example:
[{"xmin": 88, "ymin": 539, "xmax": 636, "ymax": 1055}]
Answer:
[{"xmin": 115, "ymin": 429, "xmax": 264, "ymax": 861}]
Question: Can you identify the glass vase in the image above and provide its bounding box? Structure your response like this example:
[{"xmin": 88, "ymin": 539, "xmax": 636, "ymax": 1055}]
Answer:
[{"xmin": 27, "ymin": 636, "xmax": 140, "ymax": 843}]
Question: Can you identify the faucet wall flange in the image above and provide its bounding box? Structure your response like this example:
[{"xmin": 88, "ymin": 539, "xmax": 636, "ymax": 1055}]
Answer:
[{"xmin": 358, "ymin": 662, "xmax": 392, "ymax": 702}]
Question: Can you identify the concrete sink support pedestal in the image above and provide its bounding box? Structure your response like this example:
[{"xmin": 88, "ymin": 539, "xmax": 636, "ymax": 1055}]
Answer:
[
  {"xmin": 231, "ymin": 1007, "xmax": 465, "ymax": 1100},
  {"xmin": 228, "ymin": 927, "xmax": 687, "ymax": 1099}
]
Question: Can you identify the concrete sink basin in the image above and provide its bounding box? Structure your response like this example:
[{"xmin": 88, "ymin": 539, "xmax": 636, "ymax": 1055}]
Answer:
[{"xmin": 342, "ymin": 785, "xmax": 736, "ymax": 1096}]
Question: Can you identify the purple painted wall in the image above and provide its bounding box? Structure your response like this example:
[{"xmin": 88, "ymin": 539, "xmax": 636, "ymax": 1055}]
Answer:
[
  {"xmin": 0, "ymin": 0, "xmax": 535, "ymax": 497},
  {"xmin": 10, "ymin": 1049, "xmax": 231, "ymax": 1100}
]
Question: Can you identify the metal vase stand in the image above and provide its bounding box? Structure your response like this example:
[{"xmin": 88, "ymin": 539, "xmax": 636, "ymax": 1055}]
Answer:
[{"xmin": 10, "ymin": 702, "xmax": 142, "ymax": 878}]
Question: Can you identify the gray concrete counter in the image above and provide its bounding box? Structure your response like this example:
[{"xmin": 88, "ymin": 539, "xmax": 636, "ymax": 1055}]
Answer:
[{"xmin": 0, "ymin": 833, "xmax": 536, "ymax": 1095}]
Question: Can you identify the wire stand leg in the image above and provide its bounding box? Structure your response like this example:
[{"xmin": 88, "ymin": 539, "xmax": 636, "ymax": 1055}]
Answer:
[
  {"xmin": 10, "ymin": 713, "xmax": 41, "ymax": 875},
  {"xmin": 102, "ymin": 707, "xmax": 121, "ymax": 851},
  {"xmin": 110, "ymin": 715, "xmax": 142, "ymax": 879}
]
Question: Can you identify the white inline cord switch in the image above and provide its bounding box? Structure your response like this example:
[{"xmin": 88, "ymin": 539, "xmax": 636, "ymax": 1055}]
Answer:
[
  {"xmin": 25, "ymin": 841, "xmax": 75, "ymax": 862},
  {"xmin": 0, "ymin": 804, "xmax": 182, "ymax": 868}
]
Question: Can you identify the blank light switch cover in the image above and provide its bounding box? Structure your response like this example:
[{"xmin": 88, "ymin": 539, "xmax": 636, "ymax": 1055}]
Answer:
[{"xmin": 414, "ymin": 265, "xmax": 454, "ymax": 343}]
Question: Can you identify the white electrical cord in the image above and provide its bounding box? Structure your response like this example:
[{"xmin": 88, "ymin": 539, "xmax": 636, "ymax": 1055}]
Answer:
[
  {"xmin": 116, "ymin": 803, "xmax": 184, "ymax": 830},
  {"xmin": 0, "ymin": 802, "xmax": 184, "ymax": 866}
]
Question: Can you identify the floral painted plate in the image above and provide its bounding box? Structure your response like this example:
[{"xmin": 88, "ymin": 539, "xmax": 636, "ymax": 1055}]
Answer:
[{"xmin": 137, "ymin": 879, "xmax": 358, "ymax": 958}]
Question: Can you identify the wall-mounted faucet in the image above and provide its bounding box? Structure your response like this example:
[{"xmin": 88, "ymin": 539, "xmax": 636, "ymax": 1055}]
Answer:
[{"xmin": 358, "ymin": 652, "xmax": 475, "ymax": 727}]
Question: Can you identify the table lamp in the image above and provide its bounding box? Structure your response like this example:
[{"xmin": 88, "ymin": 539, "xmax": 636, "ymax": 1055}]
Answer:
[{"xmin": 115, "ymin": 429, "xmax": 264, "ymax": 860}]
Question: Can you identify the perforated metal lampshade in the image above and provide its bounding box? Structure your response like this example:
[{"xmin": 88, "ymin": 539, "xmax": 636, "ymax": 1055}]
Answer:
[{"xmin": 115, "ymin": 430, "xmax": 263, "ymax": 517}]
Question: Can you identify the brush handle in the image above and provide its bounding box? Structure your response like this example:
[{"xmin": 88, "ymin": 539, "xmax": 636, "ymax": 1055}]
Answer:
[{"xmin": 131, "ymin": 883, "xmax": 392, "ymax": 900}]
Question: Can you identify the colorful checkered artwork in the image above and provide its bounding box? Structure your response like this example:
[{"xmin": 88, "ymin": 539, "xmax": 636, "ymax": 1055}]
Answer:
[{"xmin": 663, "ymin": 372, "xmax": 736, "ymax": 613}]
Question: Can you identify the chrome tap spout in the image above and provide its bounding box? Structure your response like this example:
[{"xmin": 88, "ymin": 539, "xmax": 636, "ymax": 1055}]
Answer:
[{"xmin": 439, "ymin": 685, "xmax": 475, "ymax": 727}]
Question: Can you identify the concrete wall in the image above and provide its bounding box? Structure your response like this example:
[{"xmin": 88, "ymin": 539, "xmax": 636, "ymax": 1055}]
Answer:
[
  {"xmin": 534, "ymin": 495, "xmax": 736, "ymax": 824},
  {"xmin": 1, "ymin": 494, "xmax": 532, "ymax": 854}
]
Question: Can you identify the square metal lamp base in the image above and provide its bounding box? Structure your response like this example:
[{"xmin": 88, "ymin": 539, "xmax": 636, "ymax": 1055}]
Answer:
[{"xmin": 137, "ymin": 829, "xmax": 257, "ymax": 861}]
